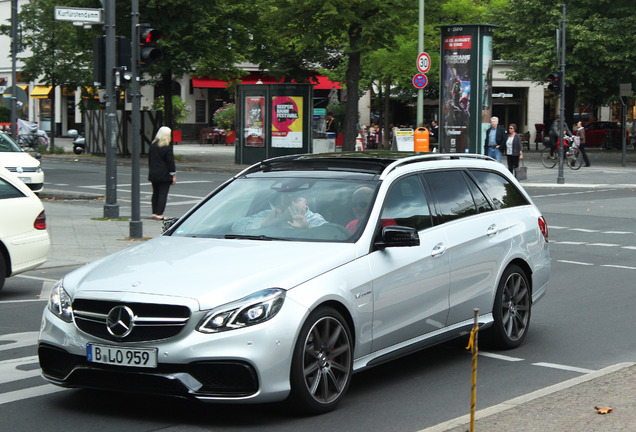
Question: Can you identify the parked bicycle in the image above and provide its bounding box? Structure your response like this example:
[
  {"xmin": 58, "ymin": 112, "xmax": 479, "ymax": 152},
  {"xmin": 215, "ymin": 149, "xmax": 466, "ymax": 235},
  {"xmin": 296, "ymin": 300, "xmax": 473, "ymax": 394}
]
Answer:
[
  {"xmin": 17, "ymin": 119, "xmax": 48, "ymax": 151},
  {"xmin": 541, "ymin": 136, "xmax": 582, "ymax": 170}
]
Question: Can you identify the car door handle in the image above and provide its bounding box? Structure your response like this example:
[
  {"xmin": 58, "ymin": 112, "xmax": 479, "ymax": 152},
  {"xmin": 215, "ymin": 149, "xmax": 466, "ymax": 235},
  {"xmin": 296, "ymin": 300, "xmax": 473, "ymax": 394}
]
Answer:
[
  {"xmin": 487, "ymin": 224, "xmax": 499, "ymax": 236},
  {"xmin": 431, "ymin": 243, "xmax": 446, "ymax": 257}
]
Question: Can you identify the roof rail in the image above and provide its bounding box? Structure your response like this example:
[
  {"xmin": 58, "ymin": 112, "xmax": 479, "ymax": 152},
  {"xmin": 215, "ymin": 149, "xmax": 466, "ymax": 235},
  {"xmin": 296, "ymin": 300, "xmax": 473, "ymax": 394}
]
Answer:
[{"xmin": 379, "ymin": 153, "xmax": 494, "ymax": 180}]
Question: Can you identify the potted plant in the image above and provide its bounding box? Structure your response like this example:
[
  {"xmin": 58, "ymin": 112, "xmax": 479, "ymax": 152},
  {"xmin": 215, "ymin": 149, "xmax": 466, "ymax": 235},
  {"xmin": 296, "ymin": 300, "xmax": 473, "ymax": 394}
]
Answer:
[{"xmin": 213, "ymin": 102, "xmax": 236, "ymax": 144}]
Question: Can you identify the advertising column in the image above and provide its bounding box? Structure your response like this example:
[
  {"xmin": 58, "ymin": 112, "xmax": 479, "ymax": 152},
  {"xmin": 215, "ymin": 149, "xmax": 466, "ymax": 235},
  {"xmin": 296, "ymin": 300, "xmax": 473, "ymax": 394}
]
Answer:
[{"xmin": 439, "ymin": 25, "xmax": 497, "ymax": 154}]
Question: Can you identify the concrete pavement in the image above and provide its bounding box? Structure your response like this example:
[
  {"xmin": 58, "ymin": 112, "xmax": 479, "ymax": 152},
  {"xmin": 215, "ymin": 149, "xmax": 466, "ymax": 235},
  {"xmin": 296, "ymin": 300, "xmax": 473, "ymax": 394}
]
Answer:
[{"xmin": 38, "ymin": 140, "xmax": 636, "ymax": 429}]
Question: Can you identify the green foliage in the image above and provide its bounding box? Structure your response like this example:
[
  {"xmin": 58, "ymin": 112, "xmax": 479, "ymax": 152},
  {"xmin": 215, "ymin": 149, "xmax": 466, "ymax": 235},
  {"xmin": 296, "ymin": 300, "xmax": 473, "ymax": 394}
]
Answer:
[
  {"xmin": 0, "ymin": 106, "xmax": 10, "ymax": 123},
  {"xmin": 213, "ymin": 102, "xmax": 235, "ymax": 131},
  {"xmin": 152, "ymin": 96, "xmax": 190, "ymax": 129}
]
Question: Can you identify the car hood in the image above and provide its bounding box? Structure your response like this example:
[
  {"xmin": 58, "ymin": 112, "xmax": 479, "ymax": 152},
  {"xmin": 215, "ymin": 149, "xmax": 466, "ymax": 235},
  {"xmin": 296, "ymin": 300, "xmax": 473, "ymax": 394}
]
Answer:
[
  {"xmin": 0, "ymin": 152, "xmax": 40, "ymax": 168},
  {"xmin": 64, "ymin": 236, "xmax": 357, "ymax": 310}
]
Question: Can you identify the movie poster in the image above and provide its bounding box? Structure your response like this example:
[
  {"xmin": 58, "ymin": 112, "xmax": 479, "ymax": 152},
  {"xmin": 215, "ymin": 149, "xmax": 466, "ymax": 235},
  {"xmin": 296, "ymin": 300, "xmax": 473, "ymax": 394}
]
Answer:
[
  {"xmin": 245, "ymin": 96, "xmax": 265, "ymax": 147},
  {"xmin": 271, "ymin": 96, "xmax": 303, "ymax": 148},
  {"xmin": 442, "ymin": 34, "xmax": 472, "ymax": 153},
  {"xmin": 481, "ymin": 35, "xmax": 494, "ymax": 152}
]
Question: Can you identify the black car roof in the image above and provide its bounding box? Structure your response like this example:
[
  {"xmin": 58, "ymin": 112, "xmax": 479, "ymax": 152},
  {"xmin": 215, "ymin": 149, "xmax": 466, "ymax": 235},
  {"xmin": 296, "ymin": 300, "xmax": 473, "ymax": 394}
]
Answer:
[{"xmin": 238, "ymin": 151, "xmax": 494, "ymax": 177}]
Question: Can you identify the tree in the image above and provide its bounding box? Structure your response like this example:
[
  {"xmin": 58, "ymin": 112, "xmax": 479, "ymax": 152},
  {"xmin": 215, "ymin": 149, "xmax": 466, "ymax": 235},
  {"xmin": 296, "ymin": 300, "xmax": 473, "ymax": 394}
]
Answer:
[
  {"xmin": 494, "ymin": 0, "xmax": 636, "ymax": 121},
  {"xmin": 252, "ymin": 0, "xmax": 414, "ymax": 151},
  {"xmin": 1, "ymin": 0, "xmax": 98, "ymax": 149}
]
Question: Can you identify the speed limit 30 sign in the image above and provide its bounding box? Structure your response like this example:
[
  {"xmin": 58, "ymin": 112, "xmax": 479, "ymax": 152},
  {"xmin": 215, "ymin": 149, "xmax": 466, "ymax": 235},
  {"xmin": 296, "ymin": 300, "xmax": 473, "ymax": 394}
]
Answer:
[{"xmin": 417, "ymin": 52, "xmax": 431, "ymax": 74}]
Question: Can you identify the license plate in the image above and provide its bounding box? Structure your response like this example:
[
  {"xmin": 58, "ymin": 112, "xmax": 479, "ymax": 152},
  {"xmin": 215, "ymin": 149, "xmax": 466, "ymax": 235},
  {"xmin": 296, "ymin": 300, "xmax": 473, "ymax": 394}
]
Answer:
[{"xmin": 87, "ymin": 343, "xmax": 157, "ymax": 368}]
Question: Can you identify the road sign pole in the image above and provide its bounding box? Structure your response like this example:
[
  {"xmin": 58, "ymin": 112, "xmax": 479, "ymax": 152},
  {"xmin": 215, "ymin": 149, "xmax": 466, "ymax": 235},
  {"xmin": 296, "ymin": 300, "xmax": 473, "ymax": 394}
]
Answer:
[
  {"xmin": 416, "ymin": 0, "xmax": 424, "ymax": 127},
  {"xmin": 129, "ymin": 0, "xmax": 142, "ymax": 238},
  {"xmin": 10, "ymin": 0, "xmax": 18, "ymax": 141},
  {"xmin": 103, "ymin": 0, "xmax": 119, "ymax": 219}
]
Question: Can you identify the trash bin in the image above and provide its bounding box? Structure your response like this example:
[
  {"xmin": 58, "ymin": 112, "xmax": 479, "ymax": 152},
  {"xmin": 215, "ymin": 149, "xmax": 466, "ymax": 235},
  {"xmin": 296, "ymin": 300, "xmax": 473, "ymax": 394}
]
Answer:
[{"xmin": 414, "ymin": 127, "xmax": 430, "ymax": 152}]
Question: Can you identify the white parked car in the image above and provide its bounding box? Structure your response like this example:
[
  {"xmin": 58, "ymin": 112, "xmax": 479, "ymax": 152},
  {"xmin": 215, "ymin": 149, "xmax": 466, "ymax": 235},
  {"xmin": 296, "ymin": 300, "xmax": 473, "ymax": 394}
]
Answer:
[
  {"xmin": 0, "ymin": 166, "xmax": 50, "ymax": 291},
  {"xmin": 39, "ymin": 152, "xmax": 550, "ymax": 413},
  {"xmin": 0, "ymin": 131, "xmax": 44, "ymax": 193}
]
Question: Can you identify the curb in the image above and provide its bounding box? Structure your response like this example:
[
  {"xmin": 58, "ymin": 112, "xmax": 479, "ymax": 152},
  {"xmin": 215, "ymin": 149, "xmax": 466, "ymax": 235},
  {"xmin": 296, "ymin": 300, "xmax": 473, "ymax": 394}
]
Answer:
[{"xmin": 419, "ymin": 362, "xmax": 635, "ymax": 432}]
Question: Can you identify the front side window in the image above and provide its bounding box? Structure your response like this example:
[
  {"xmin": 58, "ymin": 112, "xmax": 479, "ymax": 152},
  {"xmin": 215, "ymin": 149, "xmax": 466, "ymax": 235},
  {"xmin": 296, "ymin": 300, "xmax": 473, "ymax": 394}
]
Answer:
[
  {"xmin": 380, "ymin": 175, "xmax": 432, "ymax": 231},
  {"xmin": 0, "ymin": 133, "xmax": 22, "ymax": 153},
  {"xmin": 469, "ymin": 170, "xmax": 529, "ymax": 209},
  {"xmin": 172, "ymin": 174, "xmax": 379, "ymax": 242}
]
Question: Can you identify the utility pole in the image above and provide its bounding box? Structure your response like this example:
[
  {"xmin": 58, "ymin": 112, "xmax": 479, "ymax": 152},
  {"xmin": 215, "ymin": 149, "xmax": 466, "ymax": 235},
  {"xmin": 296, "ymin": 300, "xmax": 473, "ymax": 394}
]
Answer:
[
  {"xmin": 129, "ymin": 0, "xmax": 142, "ymax": 238},
  {"xmin": 556, "ymin": 3, "xmax": 566, "ymax": 185},
  {"xmin": 103, "ymin": 0, "xmax": 119, "ymax": 218}
]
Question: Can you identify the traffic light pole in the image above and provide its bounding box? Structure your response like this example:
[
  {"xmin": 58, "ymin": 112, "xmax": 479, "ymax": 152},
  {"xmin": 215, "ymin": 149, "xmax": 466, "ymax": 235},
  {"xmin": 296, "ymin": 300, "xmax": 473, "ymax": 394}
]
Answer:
[
  {"xmin": 129, "ymin": 0, "xmax": 142, "ymax": 238},
  {"xmin": 103, "ymin": 0, "xmax": 120, "ymax": 219},
  {"xmin": 10, "ymin": 0, "xmax": 17, "ymax": 141},
  {"xmin": 556, "ymin": 4, "xmax": 566, "ymax": 185}
]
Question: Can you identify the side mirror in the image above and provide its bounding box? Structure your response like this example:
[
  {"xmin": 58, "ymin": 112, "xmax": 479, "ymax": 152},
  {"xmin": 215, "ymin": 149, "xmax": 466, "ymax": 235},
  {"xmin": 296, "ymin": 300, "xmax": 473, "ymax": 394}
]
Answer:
[
  {"xmin": 35, "ymin": 152, "xmax": 42, "ymax": 160},
  {"xmin": 67, "ymin": 129, "xmax": 78, "ymax": 138},
  {"xmin": 375, "ymin": 225, "xmax": 420, "ymax": 249}
]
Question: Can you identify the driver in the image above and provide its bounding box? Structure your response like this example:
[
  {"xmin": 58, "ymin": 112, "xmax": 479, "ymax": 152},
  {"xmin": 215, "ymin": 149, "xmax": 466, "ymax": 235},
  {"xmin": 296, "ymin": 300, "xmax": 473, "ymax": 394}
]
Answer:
[{"xmin": 232, "ymin": 195, "xmax": 327, "ymax": 233}]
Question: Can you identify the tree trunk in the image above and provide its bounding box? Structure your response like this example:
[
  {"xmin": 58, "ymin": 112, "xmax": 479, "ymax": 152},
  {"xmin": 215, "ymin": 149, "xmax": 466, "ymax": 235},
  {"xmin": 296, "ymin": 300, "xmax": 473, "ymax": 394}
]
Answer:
[
  {"xmin": 383, "ymin": 77, "xmax": 391, "ymax": 149},
  {"xmin": 342, "ymin": 24, "xmax": 362, "ymax": 152},
  {"xmin": 162, "ymin": 72, "xmax": 174, "ymax": 130}
]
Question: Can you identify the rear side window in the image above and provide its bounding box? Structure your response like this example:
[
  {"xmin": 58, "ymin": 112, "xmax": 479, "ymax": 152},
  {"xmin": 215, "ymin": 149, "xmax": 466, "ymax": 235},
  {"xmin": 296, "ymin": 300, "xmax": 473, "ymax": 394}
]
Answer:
[
  {"xmin": 0, "ymin": 177, "xmax": 26, "ymax": 199},
  {"xmin": 469, "ymin": 170, "xmax": 530, "ymax": 209},
  {"xmin": 423, "ymin": 171, "xmax": 478, "ymax": 223}
]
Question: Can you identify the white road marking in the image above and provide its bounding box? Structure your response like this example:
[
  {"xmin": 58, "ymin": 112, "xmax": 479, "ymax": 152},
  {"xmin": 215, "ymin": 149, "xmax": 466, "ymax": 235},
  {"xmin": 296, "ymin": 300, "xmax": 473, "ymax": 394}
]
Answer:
[
  {"xmin": 552, "ymin": 241, "xmax": 586, "ymax": 245},
  {"xmin": 0, "ymin": 356, "xmax": 41, "ymax": 384},
  {"xmin": 479, "ymin": 352, "xmax": 523, "ymax": 362},
  {"xmin": 603, "ymin": 231, "xmax": 633, "ymax": 234},
  {"xmin": 13, "ymin": 275, "xmax": 57, "ymax": 282},
  {"xmin": 587, "ymin": 243, "xmax": 620, "ymax": 247},
  {"xmin": 570, "ymin": 228, "xmax": 599, "ymax": 233},
  {"xmin": 621, "ymin": 246, "xmax": 636, "ymax": 250},
  {"xmin": 0, "ymin": 332, "xmax": 39, "ymax": 352},
  {"xmin": 532, "ymin": 362, "xmax": 595, "ymax": 374},
  {"xmin": 601, "ymin": 264, "xmax": 636, "ymax": 270},
  {"xmin": 557, "ymin": 260, "xmax": 593, "ymax": 266},
  {"xmin": 0, "ymin": 385, "xmax": 68, "ymax": 406}
]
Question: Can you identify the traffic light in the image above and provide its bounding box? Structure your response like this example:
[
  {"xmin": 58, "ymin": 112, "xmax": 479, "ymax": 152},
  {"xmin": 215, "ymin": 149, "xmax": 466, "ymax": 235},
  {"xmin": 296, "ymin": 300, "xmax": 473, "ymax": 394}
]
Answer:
[
  {"xmin": 138, "ymin": 24, "xmax": 162, "ymax": 67},
  {"xmin": 547, "ymin": 71, "xmax": 562, "ymax": 94},
  {"xmin": 93, "ymin": 36, "xmax": 106, "ymax": 88}
]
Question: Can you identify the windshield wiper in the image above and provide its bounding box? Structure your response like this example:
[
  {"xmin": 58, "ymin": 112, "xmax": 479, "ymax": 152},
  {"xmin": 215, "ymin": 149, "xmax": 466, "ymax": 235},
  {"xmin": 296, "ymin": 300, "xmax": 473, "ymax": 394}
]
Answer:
[{"xmin": 224, "ymin": 234, "xmax": 288, "ymax": 241}]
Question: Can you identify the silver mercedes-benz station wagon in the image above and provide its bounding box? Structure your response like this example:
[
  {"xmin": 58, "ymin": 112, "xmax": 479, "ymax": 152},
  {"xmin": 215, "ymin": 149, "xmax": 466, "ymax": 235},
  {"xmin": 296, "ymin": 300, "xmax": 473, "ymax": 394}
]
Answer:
[{"xmin": 39, "ymin": 152, "xmax": 550, "ymax": 414}]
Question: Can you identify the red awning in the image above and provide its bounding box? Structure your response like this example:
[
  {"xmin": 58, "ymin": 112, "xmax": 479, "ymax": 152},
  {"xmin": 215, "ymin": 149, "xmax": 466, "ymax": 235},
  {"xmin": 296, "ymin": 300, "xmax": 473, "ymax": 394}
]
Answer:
[{"xmin": 192, "ymin": 73, "xmax": 341, "ymax": 89}]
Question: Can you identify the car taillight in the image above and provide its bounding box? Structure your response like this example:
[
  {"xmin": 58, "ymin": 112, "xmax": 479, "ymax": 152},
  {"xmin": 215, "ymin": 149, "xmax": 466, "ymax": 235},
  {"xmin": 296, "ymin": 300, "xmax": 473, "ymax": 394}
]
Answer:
[
  {"xmin": 538, "ymin": 216, "xmax": 548, "ymax": 242},
  {"xmin": 34, "ymin": 210, "xmax": 46, "ymax": 230}
]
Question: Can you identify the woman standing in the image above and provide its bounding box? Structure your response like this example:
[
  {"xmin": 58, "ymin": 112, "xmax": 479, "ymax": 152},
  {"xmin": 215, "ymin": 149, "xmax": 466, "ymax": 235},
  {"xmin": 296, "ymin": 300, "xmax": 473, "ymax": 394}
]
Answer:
[
  {"xmin": 148, "ymin": 126, "xmax": 176, "ymax": 220},
  {"xmin": 505, "ymin": 123, "xmax": 522, "ymax": 173},
  {"xmin": 575, "ymin": 121, "xmax": 591, "ymax": 167}
]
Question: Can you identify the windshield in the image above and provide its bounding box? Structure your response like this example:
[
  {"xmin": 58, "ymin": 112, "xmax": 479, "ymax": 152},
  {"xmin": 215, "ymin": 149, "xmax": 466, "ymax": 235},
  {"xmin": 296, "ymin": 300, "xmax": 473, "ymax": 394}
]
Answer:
[
  {"xmin": 0, "ymin": 133, "xmax": 22, "ymax": 152},
  {"xmin": 172, "ymin": 175, "xmax": 380, "ymax": 242}
]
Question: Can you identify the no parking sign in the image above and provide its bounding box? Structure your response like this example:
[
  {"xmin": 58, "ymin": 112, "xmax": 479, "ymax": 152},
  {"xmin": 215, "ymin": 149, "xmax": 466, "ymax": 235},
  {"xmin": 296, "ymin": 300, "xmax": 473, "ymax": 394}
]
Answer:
[{"xmin": 413, "ymin": 73, "xmax": 428, "ymax": 89}]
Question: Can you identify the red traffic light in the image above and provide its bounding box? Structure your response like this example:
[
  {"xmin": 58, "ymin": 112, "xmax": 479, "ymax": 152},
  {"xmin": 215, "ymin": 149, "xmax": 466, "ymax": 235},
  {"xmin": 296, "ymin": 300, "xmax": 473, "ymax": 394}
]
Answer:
[
  {"xmin": 547, "ymin": 71, "xmax": 561, "ymax": 94},
  {"xmin": 140, "ymin": 28, "xmax": 162, "ymax": 44},
  {"xmin": 138, "ymin": 25, "xmax": 162, "ymax": 67}
]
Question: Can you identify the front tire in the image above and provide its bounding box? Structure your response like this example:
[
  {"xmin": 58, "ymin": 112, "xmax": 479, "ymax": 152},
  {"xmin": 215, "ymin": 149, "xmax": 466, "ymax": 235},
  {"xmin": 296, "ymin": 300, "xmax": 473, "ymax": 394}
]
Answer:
[
  {"xmin": 489, "ymin": 265, "xmax": 531, "ymax": 349},
  {"xmin": 289, "ymin": 307, "xmax": 353, "ymax": 414}
]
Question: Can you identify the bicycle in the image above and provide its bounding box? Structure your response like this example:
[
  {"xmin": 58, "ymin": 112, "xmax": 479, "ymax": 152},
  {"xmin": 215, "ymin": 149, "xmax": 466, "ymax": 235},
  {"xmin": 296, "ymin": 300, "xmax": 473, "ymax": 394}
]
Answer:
[
  {"xmin": 541, "ymin": 136, "xmax": 582, "ymax": 170},
  {"xmin": 18, "ymin": 133, "xmax": 48, "ymax": 151}
]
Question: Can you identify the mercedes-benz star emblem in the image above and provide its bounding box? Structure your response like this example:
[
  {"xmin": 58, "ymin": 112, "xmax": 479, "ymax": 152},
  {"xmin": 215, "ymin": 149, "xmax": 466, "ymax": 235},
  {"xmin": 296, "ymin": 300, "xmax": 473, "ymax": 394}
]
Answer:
[{"xmin": 106, "ymin": 305, "xmax": 135, "ymax": 338}]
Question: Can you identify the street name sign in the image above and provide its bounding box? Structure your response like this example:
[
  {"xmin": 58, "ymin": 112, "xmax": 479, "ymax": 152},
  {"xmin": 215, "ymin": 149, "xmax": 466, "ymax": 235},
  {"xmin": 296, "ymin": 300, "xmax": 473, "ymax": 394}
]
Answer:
[{"xmin": 54, "ymin": 7, "xmax": 103, "ymax": 24}]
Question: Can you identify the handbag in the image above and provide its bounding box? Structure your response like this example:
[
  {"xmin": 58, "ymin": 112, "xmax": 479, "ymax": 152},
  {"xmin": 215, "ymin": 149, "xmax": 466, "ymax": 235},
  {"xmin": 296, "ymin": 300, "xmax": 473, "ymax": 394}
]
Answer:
[{"xmin": 515, "ymin": 157, "xmax": 527, "ymax": 180}]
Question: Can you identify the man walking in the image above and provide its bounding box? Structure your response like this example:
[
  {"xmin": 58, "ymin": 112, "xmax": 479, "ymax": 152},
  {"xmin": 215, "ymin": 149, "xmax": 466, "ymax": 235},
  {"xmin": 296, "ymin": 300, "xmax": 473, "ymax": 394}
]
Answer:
[{"xmin": 484, "ymin": 116, "xmax": 505, "ymax": 162}]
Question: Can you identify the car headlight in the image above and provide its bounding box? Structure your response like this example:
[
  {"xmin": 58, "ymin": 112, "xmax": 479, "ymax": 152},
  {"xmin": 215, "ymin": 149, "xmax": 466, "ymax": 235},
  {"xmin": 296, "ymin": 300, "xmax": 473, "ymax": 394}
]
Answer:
[
  {"xmin": 48, "ymin": 280, "xmax": 73, "ymax": 323},
  {"xmin": 197, "ymin": 288, "xmax": 285, "ymax": 333},
  {"xmin": 36, "ymin": 166, "xmax": 42, "ymax": 173}
]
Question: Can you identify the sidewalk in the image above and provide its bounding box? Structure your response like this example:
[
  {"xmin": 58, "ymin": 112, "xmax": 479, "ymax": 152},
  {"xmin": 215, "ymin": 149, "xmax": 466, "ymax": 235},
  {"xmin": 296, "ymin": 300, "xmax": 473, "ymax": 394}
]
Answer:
[{"xmin": 39, "ymin": 140, "xmax": 636, "ymax": 430}]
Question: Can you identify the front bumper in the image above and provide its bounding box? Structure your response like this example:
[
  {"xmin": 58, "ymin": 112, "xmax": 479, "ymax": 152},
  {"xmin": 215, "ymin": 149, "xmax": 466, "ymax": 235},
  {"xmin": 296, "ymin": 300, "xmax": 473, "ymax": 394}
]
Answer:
[{"xmin": 38, "ymin": 298, "xmax": 307, "ymax": 403}]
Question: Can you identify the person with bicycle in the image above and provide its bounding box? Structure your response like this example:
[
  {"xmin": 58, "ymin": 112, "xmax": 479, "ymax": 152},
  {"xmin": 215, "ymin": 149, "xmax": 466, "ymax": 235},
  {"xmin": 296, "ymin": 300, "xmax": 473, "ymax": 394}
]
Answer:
[{"xmin": 548, "ymin": 115, "xmax": 572, "ymax": 158}]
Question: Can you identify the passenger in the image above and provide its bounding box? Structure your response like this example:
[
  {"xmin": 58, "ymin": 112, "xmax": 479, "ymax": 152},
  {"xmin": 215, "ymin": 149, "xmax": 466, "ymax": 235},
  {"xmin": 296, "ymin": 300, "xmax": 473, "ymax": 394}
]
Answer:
[
  {"xmin": 232, "ymin": 195, "xmax": 327, "ymax": 233},
  {"xmin": 346, "ymin": 187, "xmax": 374, "ymax": 233}
]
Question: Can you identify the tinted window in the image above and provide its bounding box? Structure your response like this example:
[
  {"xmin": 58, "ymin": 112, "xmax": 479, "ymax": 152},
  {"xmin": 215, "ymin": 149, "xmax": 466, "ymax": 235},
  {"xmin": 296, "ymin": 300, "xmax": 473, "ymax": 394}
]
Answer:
[
  {"xmin": 465, "ymin": 174, "xmax": 493, "ymax": 213},
  {"xmin": 469, "ymin": 170, "xmax": 529, "ymax": 209},
  {"xmin": 381, "ymin": 175, "xmax": 432, "ymax": 231},
  {"xmin": 423, "ymin": 171, "xmax": 477, "ymax": 223},
  {"xmin": 0, "ymin": 177, "xmax": 26, "ymax": 199}
]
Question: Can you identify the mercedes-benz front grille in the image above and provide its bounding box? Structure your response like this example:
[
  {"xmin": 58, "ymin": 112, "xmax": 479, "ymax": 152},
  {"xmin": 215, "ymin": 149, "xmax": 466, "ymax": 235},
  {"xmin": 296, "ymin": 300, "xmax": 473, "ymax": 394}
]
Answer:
[{"xmin": 72, "ymin": 299, "xmax": 190, "ymax": 342}]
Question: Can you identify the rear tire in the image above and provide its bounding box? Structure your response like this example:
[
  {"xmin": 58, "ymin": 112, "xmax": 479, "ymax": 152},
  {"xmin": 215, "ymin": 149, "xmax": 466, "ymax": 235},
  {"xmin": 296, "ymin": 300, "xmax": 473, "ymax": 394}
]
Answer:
[
  {"xmin": 288, "ymin": 307, "xmax": 353, "ymax": 414},
  {"xmin": 488, "ymin": 264, "xmax": 531, "ymax": 349},
  {"xmin": 0, "ymin": 256, "xmax": 6, "ymax": 292}
]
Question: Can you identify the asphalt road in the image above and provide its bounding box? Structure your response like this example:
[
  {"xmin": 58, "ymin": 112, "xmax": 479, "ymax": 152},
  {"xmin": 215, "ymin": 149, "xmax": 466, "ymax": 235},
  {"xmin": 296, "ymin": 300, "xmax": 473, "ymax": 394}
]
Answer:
[{"xmin": 1, "ymin": 161, "xmax": 635, "ymax": 431}]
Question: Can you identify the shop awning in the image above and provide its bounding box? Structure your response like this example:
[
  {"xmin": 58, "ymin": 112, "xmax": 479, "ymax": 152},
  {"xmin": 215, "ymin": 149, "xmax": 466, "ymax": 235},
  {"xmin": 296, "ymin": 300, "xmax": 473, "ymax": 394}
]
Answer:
[
  {"xmin": 192, "ymin": 73, "xmax": 341, "ymax": 89},
  {"xmin": 18, "ymin": 85, "xmax": 27, "ymax": 91},
  {"xmin": 31, "ymin": 85, "xmax": 52, "ymax": 98}
]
